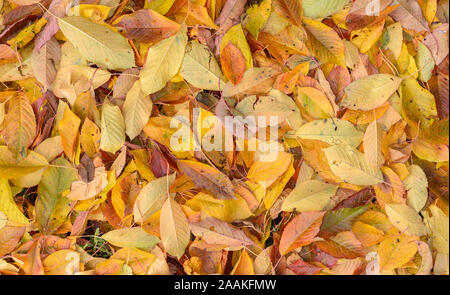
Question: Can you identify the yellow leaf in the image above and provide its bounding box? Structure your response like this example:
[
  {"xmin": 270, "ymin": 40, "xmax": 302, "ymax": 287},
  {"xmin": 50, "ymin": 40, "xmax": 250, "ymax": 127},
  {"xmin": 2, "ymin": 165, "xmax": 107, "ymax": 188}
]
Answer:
[
  {"xmin": 160, "ymin": 197, "xmax": 190, "ymax": 258},
  {"xmin": 130, "ymin": 150, "xmax": 156, "ymax": 182},
  {"xmin": 303, "ymin": 19, "xmax": 345, "ymax": 67},
  {"xmin": 102, "ymin": 227, "xmax": 160, "ymax": 250},
  {"xmin": 423, "ymin": 205, "xmax": 449, "ymax": 254},
  {"xmin": 294, "ymin": 118, "xmax": 363, "ymax": 147},
  {"xmin": 123, "ymin": 81, "xmax": 153, "ymax": 140},
  {"xmin": 281, "ymin": 180, "xmax": 336, "ymax": 212},
  {"xmin": 341, "ymin": 74, "xmax": 403, "ymax": 111},
  {"xmin": 296, "ymin": 87, "xmax": 334, "ymax": 119},
  {"xmin": 235, "ymin": 95, "xmax": 295, "ymax": 125},
  {"xmin": 143, "ymin": 116, "xmax": 193, "ymax": 159},
  {"xmin": 0, "ymin": 178, "xmax": 29, "ymax": 225},
  {"xmin": 378, "ymin": 235, "xmax": 418, "ymax": 270},
  {"xmin": 0, "ymin": 146, "xmax": 49, "ymax": 180},
  {"xmin": 80, "ymin": 118, "xmax": 101, "ymax": 157},
  {"xmin": 263, "ymin": 160, "xmax": 295, "ymax": 209},
  {"xmin": 181, "ymin": 41, "xmax": 225, "ymax": 91},
  {"xmin": 357, "ymin": 209, "xmax": 393, "ymax": 233},
  {"xmin": 58, "ymin": 106, "xmax": 81, "ymax": 162},
  {"xmin": 351, "ymin": 20, "xmax": 385, "ymax": 53},
  {"xmin": 404, "ymin": 165, "xmax": 428, "ymax": 212},
  {"xmin": 374, "ymin": 166, "xmax": 406, "ymax": 207},
  {"xmin": 324, "ymin": 144, "xmax": 384, "ymax": 186},
  {"xmin": 412, "ymin": 137, "xmax": 449, "ymax": 163},
  {"xmin": 385, "ymin": 203, "xmax": 427, "ymax": 237},
  {"xmin": 385, "ymin": 22, "xmax": 403, "ymax": 59},
  {"xmin": 7, "ymin": 18, "xmax": 47, "ymax": 49},
  {"xmin": 352, "ymin": 221, "xmax": 385, "ymax": 247},
  {"xmin": 58, "ymin": 16, "xmax": 135, "ymax": 70},
  {"xmin": 363, "ymin": 121, "xmax": 384, "ymax": 168},
  {"xmin": 140, "ymin": 25, "xmax": 188, "ymax": 95},
  {"xmin": 43, "ymin": 250, "xmax": 80, "ymax": 275},
  {"xmin": 111, "ymin": 247, "xmax": 155, "ymax": 275},
  {"xmin": 247, "ymin": 152, "xmax": 293, "ymax": 188},
  {"xmin": 230, "ymin": 250, "xmax": 254, "ymax": 275},
  {"xmin": 416, "ymin": 41, "xmax": 435, "ymax": 82},
  {"xmin": 401, "ymin": 78, "xmax": 437, "ymax": 130},
  {"xmin": 174, "ymin": 1, "xmax": 218, "ymax": 29},
  {"xmin": 303, "ymin": 0, "xmax": 350, "ymax": 19},
  {"xmin": 134, "ymin": 173, "xmax": 176, "ymax": 223},
  {"xmin": 144, "ymin": 0, "xmax": 176, "ymax": 15},
  {"xmin": 35, "ymin": 157, "xmax": 77, "ymax": 234},
  {"xmin": 100, "ymin": 99, "xmax": 126, "ymax": 154},
  {"xmin": 418, "ymin": 0, "xmax": 437, "ymax": 24},
  {"xmin": 246, "ymin": 0, "xmax": 272, "ymax": 39},
  {"xmin": 69, "ymin": 4, "xmax": 111, "ymax": 21},
  {"xmin": 186, "ymin": 192, "xmax": 253, "ymax": 222}
]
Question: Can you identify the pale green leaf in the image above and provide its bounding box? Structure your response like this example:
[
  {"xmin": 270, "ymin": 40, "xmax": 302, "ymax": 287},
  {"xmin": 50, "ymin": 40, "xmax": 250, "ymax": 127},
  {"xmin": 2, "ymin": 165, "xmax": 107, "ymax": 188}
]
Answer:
[
  {"xmin": 160, "ymin": 196, "xmax": 190, "ymax": 259},
  {"xmin": 102, "ymin": 227, "xmax": 160, "ymax": 251},
  {"xmin": 404, "ymin": 165, "xmax": 428, "ymax": 212},
  {"xmin": 385, "ymin": 22, "xmax": 403, "ymax": 59},
  {"xmin": 281, "ymin": 179, "xmax": 337, "ymax": 212},
  {"xmin": 0, "ymin": 146, "xmax": 49, "ymax": 180},
  {"xmin": 0, "ymin": 178, "xmax": 29, "ymax": 224},
  {"xmin": 58, "ymin": 16, "xmax": 135, "ymax": 70},
  {"xmin": 123, "ymin": 81, "xmax": 153, "ymax": 140},
  {"xmin": 423, "ymin": 205, "xmax": 449, "ymax": 254},
  {"xmin": 303, "ymin": 0, "xmax": 350, "ymax": 19},
  {"xmin": 140, "ymin": 25, "xmax": 188, "ymax": 95},
  {"xmin": 133, "ymin": 173, "xmax": 176, "ymax": 223},
  {"xmin": 100, "ymin": 100, "xmax": 126, "ymax": 154},
  {"xmin": 385, "ymin": 203, "xmax": 427, "ymax": 237},
  {"xmin": 320, "ymin": 205, "xmax": 368, "ymax": 237},
  {"xmin": 324, "ymin": 144, "xmax": 384, "ymax": 186},
  {"xmin": 416, "ymin": 41, "xmax": 435, "ymax": 82},
  {"xmin": 180, "ymin": 41, "xmax": 224, "ymax": 91},
  {"xmin": 35, "ymin": 157, "xmax": 77, "ymax": 234},
  {"xmin": 401, "ymin": 78, "xmax": 438, "ymax": 129},
  {"xmin": 295, "ymin": 119, "xmax": 363, "ymax": 147},
  {"xmin": 341, "ymin": 74, "xmax": 403, "ymax": 111},
  {"xmin": 363, "ymin": 121, "xmax": 384, "ymax": 168},
  {"xmin": 144, "ymin": 0, "xmax": 176, "ymax": 15}
]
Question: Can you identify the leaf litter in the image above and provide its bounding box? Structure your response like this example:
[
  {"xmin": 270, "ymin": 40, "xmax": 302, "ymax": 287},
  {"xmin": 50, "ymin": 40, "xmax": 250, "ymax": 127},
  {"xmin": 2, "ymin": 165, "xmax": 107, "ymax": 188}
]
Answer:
[{"xmin": 0, "ymin": 0, "xmax": 448, "ymax": 275}]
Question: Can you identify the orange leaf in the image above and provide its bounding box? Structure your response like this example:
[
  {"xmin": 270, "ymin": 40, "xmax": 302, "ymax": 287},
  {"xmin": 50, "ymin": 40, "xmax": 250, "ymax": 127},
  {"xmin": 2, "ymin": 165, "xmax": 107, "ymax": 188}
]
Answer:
[
  {"xmin": 279, "ymin": 211, "xmax": 326, "ymax": 255},
  {"xmin": 220, "ymin": 42, "xmax": 246, "ymax": 85}
]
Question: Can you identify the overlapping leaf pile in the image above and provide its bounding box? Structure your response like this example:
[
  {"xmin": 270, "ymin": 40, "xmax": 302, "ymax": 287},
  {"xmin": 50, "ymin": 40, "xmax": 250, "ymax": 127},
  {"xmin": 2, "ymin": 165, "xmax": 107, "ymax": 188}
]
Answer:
[{"xmin": 0, "ymin": 0, "xmax": 448, "ymax": 275}]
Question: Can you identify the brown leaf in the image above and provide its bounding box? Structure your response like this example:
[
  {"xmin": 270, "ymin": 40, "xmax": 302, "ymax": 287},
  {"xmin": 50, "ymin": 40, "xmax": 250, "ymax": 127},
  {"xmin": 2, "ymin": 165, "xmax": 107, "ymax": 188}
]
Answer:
[
  {"xmin": 116, "ymin": 9, "xmax": 181, "ymax": 43},
  {"xmin": 190, "ymin": 217, "xmax": 254, "ymax": 248},
  {"xmin": 0, "ymin": 226, "xmax": 26, "ymax": 257},
  {"xmin": 390, "ymin": 0, "xmax": 429, "ymax": 32},
  {"xmin": 178, "ymin": 160, "xmax": 235, "ymax": 200},
  {"xmin": 288, "ymin": 259, "xmax": 322, "ymax": 275}
]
